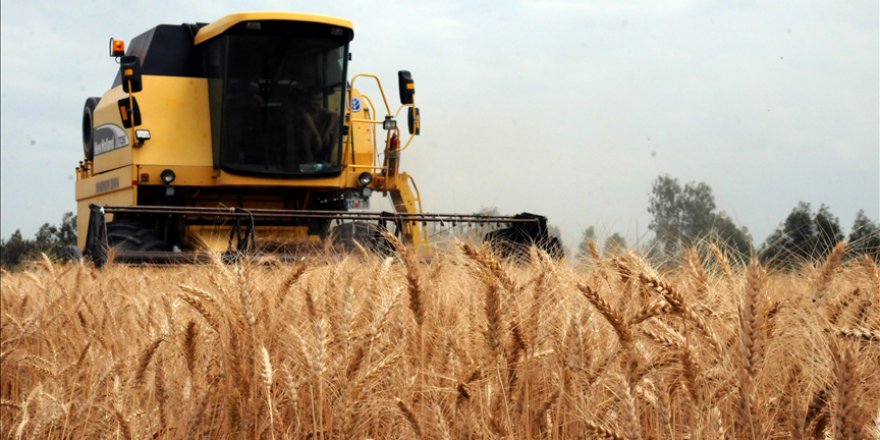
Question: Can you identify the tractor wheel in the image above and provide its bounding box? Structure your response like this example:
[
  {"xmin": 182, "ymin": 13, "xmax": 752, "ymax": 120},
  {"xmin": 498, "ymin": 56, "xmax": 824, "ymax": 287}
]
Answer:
[
  {"xmin": 484, "ymin": 228, "xmax": 564, "ymax": 261},
  {"xmin": 330, "ymin": 222, "xmax": 395, "ymax": 256},
  {"xmin": 106, "ymin": 220, "xmax": 166, "ymax": 252},
  {"xmin": 57, "ymin": 245, "xmax": 83, "ymax": 262}
]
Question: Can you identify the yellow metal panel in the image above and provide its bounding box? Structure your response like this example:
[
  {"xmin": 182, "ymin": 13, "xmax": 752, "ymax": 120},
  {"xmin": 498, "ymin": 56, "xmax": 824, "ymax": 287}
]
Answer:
[
  {"xmin": 75, "ymin": 166, "xmax": 135, "ymax": 248},
  {"xmin": 214, "ymin": 169, "xmax": 345, "ymax": 187},
  {"xmin": 92, "ymin": 76, "xmax": 213, "ymax": 172},
  {"xmin": 188, "ymin": 225, "xmax": 315, "ymax": 253},
  {"xmin": 94, "ymin": 148, "xmax": 132, "ymax": 174},
  {"xmin": 134, "ymin": 165, "xmax": 353, "ymax": 189},
  {"xmin": 388, "ymin": 172, "xmax": 427, "ymax": 254},
  {"xmin": 92, "ymin": 87, "xmax": 133, "ymax": 173},
  {"xmin": 194, "ymin": 12, "xmax": 354, "ymax": 44},
  {"xmin": 348, "ymin": 89, "xmax": 375, "ymax": 168},
  {"xmin": 76, "ymin": 166, "xmax": 134, "ymax": 200},
  {"xmin": 136, "ymin": 165, "xmax": 217, "ymax": 186},
  {"xmin": 132, "ymin": 76, "xmax": 213, "ymax": 167},
  {"xmin": 75, "ymin": 188, "xmax": 135, "ymax": 248}
]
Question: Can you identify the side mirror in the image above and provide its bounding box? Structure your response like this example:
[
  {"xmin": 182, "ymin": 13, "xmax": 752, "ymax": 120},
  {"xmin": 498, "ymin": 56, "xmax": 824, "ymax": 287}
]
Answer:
[
  {"xmin": 398, "ymin": 70, "xmax": 414, "ymax": 105},
  {"xmin": 407, "ymin": 107, "xmax": 420, "ymax": 136},
  {"xmin": 120, "ymin": 56, "xmax": 143, "ymax": 93}
]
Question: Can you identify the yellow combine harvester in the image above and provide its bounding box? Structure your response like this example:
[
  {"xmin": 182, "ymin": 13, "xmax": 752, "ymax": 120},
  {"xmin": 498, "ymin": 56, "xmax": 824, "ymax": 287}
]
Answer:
[{"xmin": 76, "ymin": 12, "xmax": 561, "ymax": 265}]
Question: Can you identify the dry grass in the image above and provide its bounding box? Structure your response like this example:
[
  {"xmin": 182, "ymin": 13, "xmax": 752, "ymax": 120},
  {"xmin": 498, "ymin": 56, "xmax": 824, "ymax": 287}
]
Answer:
[{"xmin": 1, "ymin": 243, "xmax": 879, "ymax": 439}]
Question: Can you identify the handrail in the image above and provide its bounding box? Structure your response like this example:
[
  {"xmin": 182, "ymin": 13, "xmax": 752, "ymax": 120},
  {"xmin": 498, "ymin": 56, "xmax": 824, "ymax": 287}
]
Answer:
[
  {"xmin": 348, "ymin": 73, "xmax": 419, "ymax": 174},
  {"xmin": 349, "ymin": 75, "xmax": 395, "ymax": 172},
  {"xmin": 393, "ymin": 104, "xmax": 417, "ymax": 153},
  {"xmin": 403, "ymin": 173, "xmax": 430, "ymax": 247},
  {"xmin": 349, "ymin": 73, "xmax": 392, "ymax": 115},
  {"xmin": 358, "ymin": 93, "xmax": 381, "ymax": 166}
]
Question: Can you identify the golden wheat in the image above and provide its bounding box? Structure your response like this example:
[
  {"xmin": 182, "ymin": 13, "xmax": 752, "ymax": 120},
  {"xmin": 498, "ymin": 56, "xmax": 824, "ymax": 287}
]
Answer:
[{"xmin": 1, "ymin": 248, "xmax": 878, "ymax": 439}]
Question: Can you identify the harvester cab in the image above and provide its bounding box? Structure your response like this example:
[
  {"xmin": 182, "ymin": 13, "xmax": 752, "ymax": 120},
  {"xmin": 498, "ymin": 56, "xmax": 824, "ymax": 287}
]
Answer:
[{"xmin": 76, "ymin": 12, "xmax": 561, "ymax": 265}]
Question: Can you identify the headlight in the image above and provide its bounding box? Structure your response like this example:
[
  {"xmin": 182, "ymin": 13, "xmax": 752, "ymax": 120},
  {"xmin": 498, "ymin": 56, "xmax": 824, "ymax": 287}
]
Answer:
[
  {"xmin": 135, "ymin": 129, "xmax": 151, "ymax": 141},
  {"xmin": 358, "ymin": 172, "xmax": 373, "ymax": 187},
  {"xmin": 160, "ymin": 169, "xmax": 176, "ymax": 185},
  {"xmin": 382, "ymin": 116, "xmax": 397, "ymax": 130}
]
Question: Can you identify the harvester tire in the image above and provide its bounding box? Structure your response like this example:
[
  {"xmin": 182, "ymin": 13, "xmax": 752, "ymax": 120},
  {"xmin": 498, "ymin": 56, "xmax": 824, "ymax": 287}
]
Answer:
[
  {"xmin": 58, "ymin": 245, "xmax": 83, "ymax": 262},
  {"xmin": 484, "ymin": 213, "xmax": 564, "ymax": 260},
  {"xmin": 330, "ymin": 222, "xmax": 395, "ymax": 255},
  {"xmin": 106, "ymin": 220, "xmax": 166, "ymax": 252},
  {"xmin": 82, "ymin": 97, "xmax": 100, "ymax": 161}
]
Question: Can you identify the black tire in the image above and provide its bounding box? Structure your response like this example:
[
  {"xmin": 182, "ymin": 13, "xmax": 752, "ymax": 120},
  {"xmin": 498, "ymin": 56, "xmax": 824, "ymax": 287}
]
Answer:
[
  {"xmin": 82, "ymin": 97, "xmax": 100, "ymax": 161},
  {"xmin": 330, "ymin": 222, "xmax": 395, "ymax": 255},
  {"xmin": 546, "ymin": 236, "xmax": 565, "ymax": 260},
  {"xmin": 106, "ymin": 220, "xmax": 166, "ymax": 252},
  {"xmin": 484, "ymin": 226, "xmax": 564, "ymax": 261},
  {"xmin": 57, "ymin": 245, "xmax": 83, "ymax": 262}
]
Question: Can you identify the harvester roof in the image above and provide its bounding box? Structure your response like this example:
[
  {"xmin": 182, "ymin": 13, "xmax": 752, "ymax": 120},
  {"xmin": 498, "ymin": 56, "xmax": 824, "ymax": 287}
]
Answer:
[{"xmin": 194, "ymin": 12, "xmax": 354, "ymax": 44}]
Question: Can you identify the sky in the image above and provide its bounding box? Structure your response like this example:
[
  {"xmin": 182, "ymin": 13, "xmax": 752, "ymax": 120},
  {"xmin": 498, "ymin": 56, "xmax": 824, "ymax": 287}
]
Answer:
[{"xmin": 1, "ymin": 0, "xmax": 878, "ymax": 252}]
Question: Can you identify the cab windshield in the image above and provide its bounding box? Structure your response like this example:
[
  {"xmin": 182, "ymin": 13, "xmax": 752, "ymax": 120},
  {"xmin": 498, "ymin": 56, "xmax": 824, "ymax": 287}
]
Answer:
[{"xmin": 205, "ymin": 25, "xmax": 348, "ymax": 176}]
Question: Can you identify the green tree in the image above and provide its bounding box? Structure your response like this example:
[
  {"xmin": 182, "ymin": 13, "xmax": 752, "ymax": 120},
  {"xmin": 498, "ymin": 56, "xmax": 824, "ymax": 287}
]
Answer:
[
  {"xmin": 761, "ymin": 202, "xmax": 845, "ymax": 268},
  {"xmin": 647, "ymin": 175, "xmax": 684, "ymax": 255},
  {"xmin": 680, "ymin": 182, "xmax": 716, "ymax": 241},
  {"xmin": 0, "ymin": 212, "xmax": 79, "ymax": 269},
  {"xmin": 604, "ymin": 233, "xmax": 627, "ymax": 256},
  {"xmin": 761, "ymin": 202, "xmax": 813, "ymax": 266},
  {"xmin": 56, "ymin": 212, "xmax": 78, "ymax": 247},
  {"xmin": 577, "ymin": 226, "xmax": 597, "ymax": 259},
  {"xmin": 848, "ymin": 210, "xmax": 880, "ymax": 260},
  {"xmin": 709, "ymin": 212, "xmax": 752, "ymax": 261},
  {"xmin": 35, "ymin": 222, "xmax": 60, "ymax": 251},
  {"xmin": 0, "ymin": 230, "xmax": 36, "ymax": 269},
  {"xmin": 647, "ymin": 174, "xmax": 749, "ymax": 259},
  {"xmin": 814, "ymin": 204, "xmax": 844, "ymax": 256}
]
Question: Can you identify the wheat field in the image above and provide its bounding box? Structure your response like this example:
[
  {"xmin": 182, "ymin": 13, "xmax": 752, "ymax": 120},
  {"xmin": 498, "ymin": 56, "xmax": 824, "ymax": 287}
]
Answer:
[{"xmin": 1, "ymin": 241, "xmax": 878, "ymax": 439}]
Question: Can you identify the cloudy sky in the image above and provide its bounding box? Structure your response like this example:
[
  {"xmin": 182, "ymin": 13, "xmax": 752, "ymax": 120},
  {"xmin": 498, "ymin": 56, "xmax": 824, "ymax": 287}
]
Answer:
[{"xmin": 1, "ymin": 0, "xmax": 877, "ymax": 250}]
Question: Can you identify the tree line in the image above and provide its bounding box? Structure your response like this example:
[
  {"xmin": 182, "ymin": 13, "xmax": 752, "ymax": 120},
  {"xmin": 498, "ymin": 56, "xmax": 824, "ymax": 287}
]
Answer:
[
  {"xmin": 0, "ymin": 213, "xmax": 77, "ymax": 269},
  {"xmin": 2, "ymin": 175, "xmax": 878, "ymax": 269},
  {"xmin": 576, "ymin": 174, "xmax": 879, "ymax": 267}
]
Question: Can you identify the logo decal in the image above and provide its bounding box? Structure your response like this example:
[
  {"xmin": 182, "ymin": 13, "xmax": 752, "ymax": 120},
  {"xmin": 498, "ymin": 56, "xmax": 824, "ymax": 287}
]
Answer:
[
  {"xmin": 95, "ymin": 177, "xmax": 120, "ymax": 194},
  {"xmin": 94, "ymin": 124, "xmax": 130, "ymax": 155},
  {"xmin": 351, "ymin": 97, "xmax": 362, "ymax": 112}
]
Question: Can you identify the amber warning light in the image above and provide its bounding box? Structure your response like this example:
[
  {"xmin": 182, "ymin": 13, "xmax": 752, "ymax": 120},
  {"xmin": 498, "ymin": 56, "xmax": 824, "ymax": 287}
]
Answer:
[{"xmin": 110, "ymin": 38, "xmax": 125, "ymax": 57}]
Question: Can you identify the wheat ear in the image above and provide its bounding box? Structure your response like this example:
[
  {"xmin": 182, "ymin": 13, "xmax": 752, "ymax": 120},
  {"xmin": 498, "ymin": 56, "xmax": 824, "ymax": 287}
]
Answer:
[
  {"xmin": 384, "ymin": 231, "xmax": 425, "ymax": 327},
  {"xmin": 260, "ymin": 345, "xmax": 276, "ymax": 440},
  {"xmin": 832, "ymin": 343, "xmax": 861, "ymax": 440},
  {"xmin": 813, "ymin": 241, "xmax": 846, "ymax": 303},
  {"xmin": 460, "ymin": 241, "xmax": 516, "ymax": 292},
  {"xmin": 584, "ymin": 419, "xmax": 625, "ymax": 440},
  {"xmin": 709, "ymin": 242, "xmax": 733, "ymax": 276},
  {"xmin": 396, "ymin": 398, "xmax": 422, "ymax": 437},
  {"xmin": 134, "ymin": 335, "xmax": 165, "ymax": 385},
  {"xmin": 577, "ymin": 283, "xmax": 632, "ymax": 346}
]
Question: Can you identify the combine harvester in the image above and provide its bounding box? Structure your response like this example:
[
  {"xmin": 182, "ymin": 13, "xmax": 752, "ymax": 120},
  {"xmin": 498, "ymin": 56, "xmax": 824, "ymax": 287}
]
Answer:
[{"xmin": 75, "ymin": 12, "xmax": 561, "ymax": 265}]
